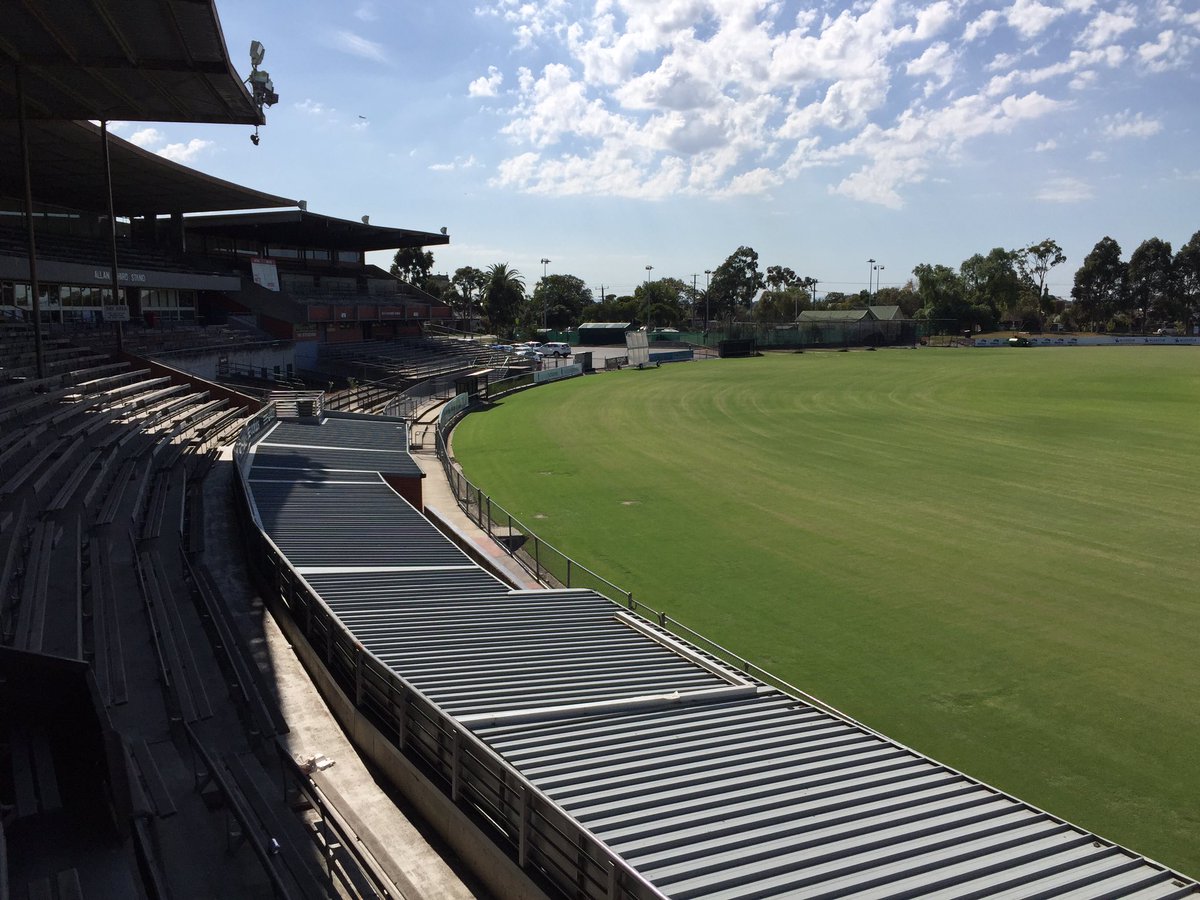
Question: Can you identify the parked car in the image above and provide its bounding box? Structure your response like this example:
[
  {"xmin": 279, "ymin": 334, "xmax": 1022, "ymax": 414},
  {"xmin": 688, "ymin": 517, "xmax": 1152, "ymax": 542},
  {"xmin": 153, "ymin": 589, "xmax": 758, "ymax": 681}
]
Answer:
[
  {"xmin": 538, "ymin": 342, "xmax": 572, "ymax": 358},
  {"xmin": 512, "ymin": 348, "xmax": 542, "ymax": 362},
  {"xmin": 488, "ymin": 343, "xmax": 513, "ymax": 352}
]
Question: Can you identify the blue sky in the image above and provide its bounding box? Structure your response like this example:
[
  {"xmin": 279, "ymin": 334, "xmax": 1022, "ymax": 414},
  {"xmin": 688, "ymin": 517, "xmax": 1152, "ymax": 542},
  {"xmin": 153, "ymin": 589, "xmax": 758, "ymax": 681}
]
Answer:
[{"xmin": 117, "ymin": 0, "xmax": 1199, "ymax": 299}]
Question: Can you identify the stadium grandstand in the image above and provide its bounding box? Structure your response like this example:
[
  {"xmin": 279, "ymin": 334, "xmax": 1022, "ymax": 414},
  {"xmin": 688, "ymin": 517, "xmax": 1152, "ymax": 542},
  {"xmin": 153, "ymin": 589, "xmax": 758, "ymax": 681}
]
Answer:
[
  {"xmin": 0, "ymin": 3, "xmax": 474, "ymax": 898},
  {"xmin": 3, "ymin": 3, "xmax": 1198, "ymax": 900}
]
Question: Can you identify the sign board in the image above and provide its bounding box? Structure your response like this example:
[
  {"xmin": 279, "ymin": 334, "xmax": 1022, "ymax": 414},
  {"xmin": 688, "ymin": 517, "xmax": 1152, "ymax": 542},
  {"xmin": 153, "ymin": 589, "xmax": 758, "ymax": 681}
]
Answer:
[
  {"xmin": 625, "ymin": 330, "xmax": 651, "ymax": 367},
  {"xmin": 102, "ymin": 304, "xmax": 130, "ymax": 322},
  {"xmin": 250, "ymin": 257, "xmax": 280, "ymax": 292}
]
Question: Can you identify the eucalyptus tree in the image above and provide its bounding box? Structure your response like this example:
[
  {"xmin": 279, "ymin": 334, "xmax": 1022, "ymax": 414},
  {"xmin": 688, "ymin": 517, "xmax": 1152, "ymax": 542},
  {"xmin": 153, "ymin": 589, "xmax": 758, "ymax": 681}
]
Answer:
[
  {"xmin": 1127, "ymin": 238, "xmax": 1176, "ymax": 327},
  {"xmin": 1071, "ymin": 237, "xmax": 1127, "ymax": 330},
  {"xmin": 708, "ymin": 246, "xmax": 765, "ymax": 322},
  {"xmin": 532, "ymin": 274, "xmax": 593, "ymax": 330}
]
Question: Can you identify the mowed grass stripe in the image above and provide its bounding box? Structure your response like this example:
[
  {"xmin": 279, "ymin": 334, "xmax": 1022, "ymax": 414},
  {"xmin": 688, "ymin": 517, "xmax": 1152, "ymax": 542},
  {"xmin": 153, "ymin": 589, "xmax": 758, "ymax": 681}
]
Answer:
[{"xmin": 453, "ymin": 347, "xmax": 1200, "ymax": 877}]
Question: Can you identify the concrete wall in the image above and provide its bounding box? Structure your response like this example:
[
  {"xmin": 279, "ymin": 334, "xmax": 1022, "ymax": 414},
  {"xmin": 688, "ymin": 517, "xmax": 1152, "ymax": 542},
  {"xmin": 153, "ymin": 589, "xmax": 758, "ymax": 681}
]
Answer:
[
  {"xmin": 265, "ymin": 598, "xmax": 551, "ymax": 900},
  {"xmin": 150, "ymin": 343, "xmax": 294, "ymax": 382}
]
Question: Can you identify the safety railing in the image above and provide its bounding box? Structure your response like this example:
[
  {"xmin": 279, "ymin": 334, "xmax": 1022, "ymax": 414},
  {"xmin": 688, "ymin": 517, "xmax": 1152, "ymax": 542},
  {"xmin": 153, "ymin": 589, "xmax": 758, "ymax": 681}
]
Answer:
[{"xmin": 231, "ymin": 417, "xmax": 665, "ymax": 900}]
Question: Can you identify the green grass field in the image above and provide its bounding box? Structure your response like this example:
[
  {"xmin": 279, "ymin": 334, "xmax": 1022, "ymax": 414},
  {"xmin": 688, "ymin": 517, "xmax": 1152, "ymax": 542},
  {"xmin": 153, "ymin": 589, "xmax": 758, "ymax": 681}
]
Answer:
[{"xmin": 452, "ymin": 347, "xmax": 1200, "ymax": 877}]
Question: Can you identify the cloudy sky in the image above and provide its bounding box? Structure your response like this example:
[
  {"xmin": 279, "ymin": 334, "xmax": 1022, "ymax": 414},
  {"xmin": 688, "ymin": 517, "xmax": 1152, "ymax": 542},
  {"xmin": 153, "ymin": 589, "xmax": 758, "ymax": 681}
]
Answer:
[{"xmin": 120, "ymin": 0, "xmax": 1199, "ymax": 298}]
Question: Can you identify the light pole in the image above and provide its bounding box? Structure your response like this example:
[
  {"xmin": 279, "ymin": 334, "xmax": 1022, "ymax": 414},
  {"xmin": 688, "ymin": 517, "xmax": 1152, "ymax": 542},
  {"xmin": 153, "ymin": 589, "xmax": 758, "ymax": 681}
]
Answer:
[
  {"xmin": 540, "ymin": 258, "xmax": 550, "ymax": 328},
  {"xmin": 867, "ymin": 258, "xmax": 875, "ymax": 302},
  {"xmin": 704, "ymin": 269, "xmax": 712, "ymax": 329},
  {"xmin": 643, "ymin": 265, "xmax": 654, "ymax": 327},
  {"xmin": 872, "ymin": 264, "xmax": 885, "ymax": 301}
]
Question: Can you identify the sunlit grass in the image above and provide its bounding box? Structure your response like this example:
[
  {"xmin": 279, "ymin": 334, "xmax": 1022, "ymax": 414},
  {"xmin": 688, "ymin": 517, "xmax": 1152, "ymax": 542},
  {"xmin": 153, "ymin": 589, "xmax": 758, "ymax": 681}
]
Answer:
[{"xmin": 454, "ymin": 347, "xmax": 1200, "ymax": 876}]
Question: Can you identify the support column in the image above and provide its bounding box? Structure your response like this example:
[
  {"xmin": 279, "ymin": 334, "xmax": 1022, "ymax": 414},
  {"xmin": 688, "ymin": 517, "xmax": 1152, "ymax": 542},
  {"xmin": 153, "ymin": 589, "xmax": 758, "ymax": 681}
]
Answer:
[
  {"xmin": 15, "ymin": 66, "xmax": 45, "ymax": 379},
  {"xmin": 100, "ymin": 120, "xmax": 123, "ymax": 351}
]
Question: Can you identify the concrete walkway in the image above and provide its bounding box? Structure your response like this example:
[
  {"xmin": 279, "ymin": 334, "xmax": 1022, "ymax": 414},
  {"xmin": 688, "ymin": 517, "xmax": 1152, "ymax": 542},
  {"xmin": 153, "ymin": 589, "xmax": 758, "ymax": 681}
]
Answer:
[
  {"xmin": 206, "ymin": 449, "xmax": 484, "ymax": 900},
  {"xmin": 407, "ymin": 401, "xmax": 543, "ymax": 591}
]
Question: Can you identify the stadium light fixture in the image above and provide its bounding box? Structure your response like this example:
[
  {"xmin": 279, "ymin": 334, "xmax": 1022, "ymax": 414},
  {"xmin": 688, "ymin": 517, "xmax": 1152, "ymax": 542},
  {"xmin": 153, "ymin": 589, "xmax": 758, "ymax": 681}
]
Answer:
[
  {"xmin": 540, "ymin": 258, "xmax": 551, "ymax": 328},
  {"xmin": 645, "ymin": 264, "xmax": 653, "ymax": 283},
  {"xmin": 867, "ymin": 258, "xmax": 875, "ymax": 300},
  {"xmin": 247, "ymin": 40, "xmax": 280, "ymax": 146}
]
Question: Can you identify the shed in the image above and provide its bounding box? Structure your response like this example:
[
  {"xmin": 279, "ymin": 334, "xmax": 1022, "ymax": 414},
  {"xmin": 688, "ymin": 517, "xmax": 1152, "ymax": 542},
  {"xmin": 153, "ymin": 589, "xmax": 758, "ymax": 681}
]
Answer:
[{"xmin": 577, "ymin": 322, "xmax": 634, "ymax": 345}]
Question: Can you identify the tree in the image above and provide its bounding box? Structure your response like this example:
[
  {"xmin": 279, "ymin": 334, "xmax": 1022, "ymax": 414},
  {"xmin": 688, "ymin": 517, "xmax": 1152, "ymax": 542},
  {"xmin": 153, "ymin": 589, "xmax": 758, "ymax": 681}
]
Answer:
[
  {"xmin": 1021, "ymin": 239, "xmax": 1067, "ymax": 292},
  {"xmin": 483, "ymin": 263, "xmax": 525, "ymax": 337},
  {"xmin": 1071, "ymin": 237, "xmax": 1127, "ymax": 331},
  {"xmin": 448, "ymin": 266, "xmax": 487, "ymax": 320},
  {"xmin": 708, "ymin": 246, "xmax": 764, "ymax": 322},
  {"xmin": 390, "ymin": 246, "xmax": 434, "ymax": 288},
  {"xmin": 634, "ymin": 277, "xmax": 689, "ymax": 328},
  {"xmin": 960, "ymin": 248, "xmax": 1020, "ymax": 330},
  {"xmin": 532, "ymin": 274, "xmax": 593, "ymax": 330},
  {"xmin": 875, "ymin": 282, "xmax": 920, "ymax": 317},
  {"xmin": 756, "ymin": 265, "xmax": 811, "ymax": 322},
  {"xmin": 1127, "ymin": 237, "xmax": 1176, "ymax": 328},
  {"xmin": 913, "ymin": 263, "xmax": 973, "ymax": 330},
  {"xmin": 1175, "ymin": 230, "xmax": 1200, "ymax": 329}
]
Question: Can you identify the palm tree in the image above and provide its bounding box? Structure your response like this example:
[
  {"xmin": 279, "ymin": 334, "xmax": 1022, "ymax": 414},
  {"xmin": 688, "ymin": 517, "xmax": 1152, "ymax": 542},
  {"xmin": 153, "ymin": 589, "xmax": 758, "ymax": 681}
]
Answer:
[{"xmin": 485, "ymin": 263, "xmax": 525, "ymax": 337}]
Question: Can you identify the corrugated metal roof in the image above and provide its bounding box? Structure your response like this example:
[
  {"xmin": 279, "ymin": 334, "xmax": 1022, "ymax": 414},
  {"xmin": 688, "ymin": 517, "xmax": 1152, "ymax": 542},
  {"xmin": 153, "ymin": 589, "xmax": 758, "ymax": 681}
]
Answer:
[
  {"xmin": 477, "ymin": 692, "xmax": 1198, "ymax": 899},
  {"xmin": 252, "ymin": 445, "xmax": 420, "ymax": 476},
  {"xmin": 245, "ymin": 419, "xmax": 1200, "ymax": 898},
  {"xmin": 253, "ymin": 414, "xmax": 422, "ymax": 477},
  {"xmin": 264, "ymin": 416, "xmax": 409, "ymax": 451},
  {"xmin": 250, "ymin": 481, "xmax": 469, "ymax": 569},
  {"xmin": 305, "ymin": 578, "xmax": 740, "ymax": 718}
]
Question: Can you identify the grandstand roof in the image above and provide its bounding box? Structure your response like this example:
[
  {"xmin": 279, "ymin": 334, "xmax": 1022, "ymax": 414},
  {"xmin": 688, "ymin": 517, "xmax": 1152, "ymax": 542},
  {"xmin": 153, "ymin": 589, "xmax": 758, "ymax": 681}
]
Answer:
[
  {"xmin": 0, "ymin": 119, "xmax": 295, "ymax": 215},
  {"xmin": 183, "ymin": 210, "xmax": 449, "ymax": 251},
  {"xmin": 241, "ymin": 412, "xmax": 1200, "ymax": 898},
  {"xmin": 0, "ymin": 0, "xmax": 262, "ymax": 124}
]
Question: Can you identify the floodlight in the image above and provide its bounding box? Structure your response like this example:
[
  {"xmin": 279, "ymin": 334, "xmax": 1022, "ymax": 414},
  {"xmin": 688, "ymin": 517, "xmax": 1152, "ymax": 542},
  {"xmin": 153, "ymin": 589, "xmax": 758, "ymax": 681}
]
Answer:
[{"xmin": 250, "ymin": 41, "xmax": 265, "ymax": 68}]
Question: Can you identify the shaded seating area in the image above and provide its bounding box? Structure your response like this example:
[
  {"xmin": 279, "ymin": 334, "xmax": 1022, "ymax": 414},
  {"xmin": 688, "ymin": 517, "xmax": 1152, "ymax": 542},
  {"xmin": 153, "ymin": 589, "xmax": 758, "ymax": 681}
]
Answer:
[
  {"xmin": 0, "ymin": 334, "xmax": 338, "ymax": 898},
  {"xmin": 313, "ymin": 335, "xmax": 512, "ymax": 385}
]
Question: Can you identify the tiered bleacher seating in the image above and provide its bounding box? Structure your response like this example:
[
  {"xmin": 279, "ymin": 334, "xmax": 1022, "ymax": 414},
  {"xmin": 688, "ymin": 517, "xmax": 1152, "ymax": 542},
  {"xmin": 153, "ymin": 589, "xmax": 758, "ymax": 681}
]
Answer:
[
  {"xmin": 314, "ymin": 335, "xmax": 511, "ymax": 384},
  {"xmin": 0, "ymin": 223, "xmax": 235, "ymax": 276}
]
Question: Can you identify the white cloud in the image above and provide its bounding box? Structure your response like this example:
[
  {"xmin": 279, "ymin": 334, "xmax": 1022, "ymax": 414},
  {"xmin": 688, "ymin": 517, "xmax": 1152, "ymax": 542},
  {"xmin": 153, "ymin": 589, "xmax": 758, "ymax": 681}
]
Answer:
[
  {"xmin": 295, "ymin": 99, "xmax": 331, "ymax": 116},
  {"xmin": 334, "ymin": 30, "xmax": 389, "ymax": 64},
  {"xmin": 1087, "ymin": 149, "xmax": 1108, "ymax": 161},
  {"xmin": 481, "ymin": 0, "xmax": 1141, "ymax": 205},
  {"xmin": 158, "ymin": 139, "xmax": 213, "ymax": 163},
  {"xmin": 128, "ymin": 127, "xmax": 163, "ymax": 148},
  {"xmin": 477, "ymin": 0, "xmax": 570, "ymax": 49},
  {"xmin": 469, "ymin": 66, "xmax": 505, "ymax": 98},
  {"xmin": 906, "ymin": 42, "xmax": 955, "ymax": 95},
  {"xmin": 429, "ymin": 155, "xmax": 480, "ymax": 172},
  {"xmin": 1006, "ymin": 0, "xmax": 1065, "ymax": 38},
  {"xmin": 964, "ymin": 9, "xmax": 1001, "ymax": 41},
  {"xmin": 1101, "ymin": 111, "xmax": 1163, "ymax": 139},
  {"xmin": 1036, "ymin": 176, "xmax": 1094, "ymax": 202},
  {"xmin": 1035, "ymin": 139, "xmax": 1057, "ymax": 151},
  {"xmin": 1078, "ymin": 5, "xmax": 1137, "ymax": 49},
  {"xmin": 354, "ymin": 3, "xmax": 377, "ymax": 22},
  {"xmin": 1137, "ymin": 29, "xmax": 1200, "ymax": 72}
]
